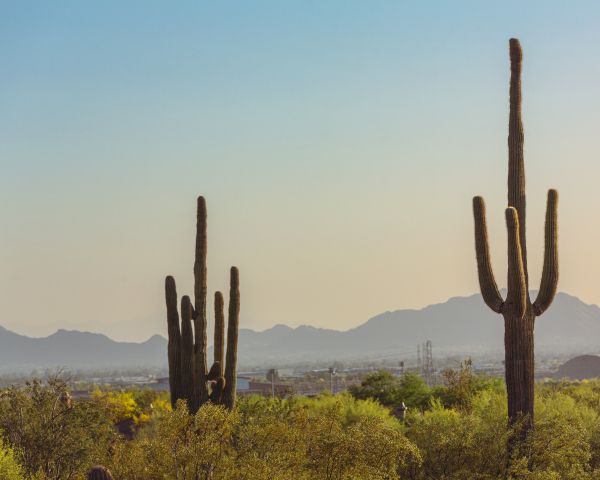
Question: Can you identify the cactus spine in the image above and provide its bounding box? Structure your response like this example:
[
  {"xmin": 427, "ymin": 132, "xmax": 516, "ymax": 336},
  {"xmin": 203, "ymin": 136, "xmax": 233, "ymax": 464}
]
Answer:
[
  {"xmin": 165, "ymin": 196, "xmax": 240, "ymax": 412},
  {"xmin": 472, "ymin": 39, "xmax": 558, "ymax": 430}
]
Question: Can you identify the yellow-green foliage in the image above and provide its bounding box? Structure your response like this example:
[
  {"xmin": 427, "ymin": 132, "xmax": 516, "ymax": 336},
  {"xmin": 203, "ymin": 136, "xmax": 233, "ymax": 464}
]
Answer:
[
  {"xmin": 403, "ymin": 384, "xmax": 600, "ymax": 480},
  {"xmin": 91, "ymin": 389, "xmax": 170, "ymax": 425},
  {"xmin": 111, "ymin": 401, "xmax": 237, "ymax": 480},
  {"xmin": 92, "ymin": 390, "xmax": 138, "ymax": 423},
  {"xmin": 0, "ymin": 435, "xmax": 24, "ymax": 480},
  {"xmin": 404, "ymin": 394, "xmax": 509, "ymax": 479},
  {"xmin": 8, "ymin": 379, "xmax": 600, "ymax": 479},
  {"xmin": 0, "ymin": 379, "xmax": 114, "ymax": 480},
  {"xmin": 109, "ymin": 394, "xmax": 421, "ymax": 480},
  {"xmin": 524, "ymin": 392, "xmax": 596, "ymax": 478},
  {"xmin": 290, "ymin": 392, "xmax": 401, "ymax": 428}
]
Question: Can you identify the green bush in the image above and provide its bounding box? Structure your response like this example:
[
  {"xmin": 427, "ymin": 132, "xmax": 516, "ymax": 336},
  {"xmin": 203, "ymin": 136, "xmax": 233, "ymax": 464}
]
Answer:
[
  {"xmin": 6, "ymin": 377, "xmax": 600, "ymax": 479},
  {"xmin": 0, "ymin": 379, "xmax": 114, "ymax": 480},
  {"xmin": 0, "ymin": 436, "xmax": 24, "ymax": 480},
  {"xmin": 109, "ymin": 394, "xmax": 421, "ymax": 480},
  {"xmin": 349, "ymin": 370, "xmax": 433, "ymax": 410}
]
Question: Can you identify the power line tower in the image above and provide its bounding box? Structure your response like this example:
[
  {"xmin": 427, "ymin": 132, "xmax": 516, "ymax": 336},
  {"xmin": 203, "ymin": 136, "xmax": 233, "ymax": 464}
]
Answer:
[
  {"xmin": 423, "ymin": 340, "xmax": 434, "ymax": 386},
  {"xmin": 416, "ymin": 344, "xmax": 421, "ymax": 374}
]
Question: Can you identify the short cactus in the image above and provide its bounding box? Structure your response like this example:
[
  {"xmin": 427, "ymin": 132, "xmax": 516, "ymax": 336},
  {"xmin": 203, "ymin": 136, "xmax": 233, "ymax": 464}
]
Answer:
[{"xmin": 165, "ymin": 196, "xmax": 240, "ymax": 412}]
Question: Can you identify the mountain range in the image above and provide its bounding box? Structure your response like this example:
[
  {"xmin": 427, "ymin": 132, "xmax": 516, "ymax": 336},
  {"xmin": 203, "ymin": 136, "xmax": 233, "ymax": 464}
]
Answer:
[{"xmin": 1, "ymin": 292, "xmax": 599, "ymax": 371}]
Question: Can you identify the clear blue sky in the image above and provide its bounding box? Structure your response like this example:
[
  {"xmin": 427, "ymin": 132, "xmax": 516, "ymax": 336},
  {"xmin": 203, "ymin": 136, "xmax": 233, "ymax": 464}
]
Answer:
[{"xmin": 2, "ymin": 1, "xmax": 600, "ymax": 340}]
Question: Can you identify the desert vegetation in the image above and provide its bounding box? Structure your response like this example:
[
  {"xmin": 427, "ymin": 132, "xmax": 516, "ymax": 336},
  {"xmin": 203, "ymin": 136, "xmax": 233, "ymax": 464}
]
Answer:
[{"xmin": 3, "ymin": 372, "xmax": 600, "ymax": 479}]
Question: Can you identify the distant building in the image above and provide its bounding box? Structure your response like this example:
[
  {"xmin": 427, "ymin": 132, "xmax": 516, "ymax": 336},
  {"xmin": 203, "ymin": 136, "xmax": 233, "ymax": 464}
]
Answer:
[
  {"xmin": 237, "ymin": 377, "xmax": 251, "ymax": 391},
  {"xmin": 150, "ymin": 376, "xmax": 281, "ymax": 396}
]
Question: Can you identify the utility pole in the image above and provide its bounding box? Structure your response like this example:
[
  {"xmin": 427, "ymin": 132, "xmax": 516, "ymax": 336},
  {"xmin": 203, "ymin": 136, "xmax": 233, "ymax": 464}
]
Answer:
[
  {"xmin": 267, "ymin": 368, "xmax": 277, "ymax": 398},
  {"xmin": 423, "ymin": 340, "xmax": 434, "ymax": 386},
  {"xmin": 328, "ymin": 367, "xmax": 336, "ymax": 394}
]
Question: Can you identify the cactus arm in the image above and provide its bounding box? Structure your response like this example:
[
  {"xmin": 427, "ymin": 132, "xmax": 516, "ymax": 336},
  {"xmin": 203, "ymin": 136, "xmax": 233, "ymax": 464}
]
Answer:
[
  {"xmin": 473, "ymin": 197, "xmax": 504, "ymax": 313},
  {"xmin": 214, "ymin": 291, "xmax": 225, "ymax": 376},
  {"xmin": 193, "ymin": 196, "xmax": 209, "ymax": 408},
  {"xmin": 507, "ymin": 38, "xmax": 529, "ymax": 286},
  {"xmin": 165, "ymin": 276, "xmax": 182, "ymax": 408},
  {"xmin": 223, "ymin": 267, "xmax": 240, "ymax": 410},
  {"xmin": 533, "ymin": 189, "xmax": 559, "ymax": 316},
  {"xmin": 194, "ymin": 196, "xmax": 208, "ymax": 322},
  {"xmin": 505, "ymin": 207, "xmax": 527, "ymax": 319},
  {"xmin": 180, "ymin": 295, "xmax": 195, "ymax": 411}
]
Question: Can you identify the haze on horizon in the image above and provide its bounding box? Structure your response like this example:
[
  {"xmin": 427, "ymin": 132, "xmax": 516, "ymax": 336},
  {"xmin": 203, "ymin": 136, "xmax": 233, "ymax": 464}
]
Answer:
[{"xmin": 2, "ymin": 1, "xmax": 600, "ymax": 342}]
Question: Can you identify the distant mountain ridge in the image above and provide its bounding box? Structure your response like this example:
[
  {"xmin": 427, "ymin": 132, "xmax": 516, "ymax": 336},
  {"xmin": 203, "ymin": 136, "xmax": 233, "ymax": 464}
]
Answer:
[
  {"xmin": 1, "ymin": 292, "xmax": 599, "ymax": 370},
  {"xmin": 0, "ymin": 326, "xmax": 166, "ymax": 370}
]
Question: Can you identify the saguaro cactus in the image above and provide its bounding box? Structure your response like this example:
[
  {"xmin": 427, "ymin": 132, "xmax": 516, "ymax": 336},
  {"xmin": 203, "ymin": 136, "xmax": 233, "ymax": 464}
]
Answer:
[
  {"xmin": 165, "ymin": 276, "xmax": 182, "ymax": 408},
  {"xmin": 180, "ymin": 295, "xmax": 195, "ymax": 410},
  {"xmin": 214, "ymin": 291, "xmax": 225, "ymax": 376},
  {"xmin": 165, "ymin": 196, "xmax": 241, "ymax": 412},
  {"xmin": 192, "ymin": 197, "xmax": 209, "ymax": 409},
  {"xmin": 223, "ymin": 267, "xmax": 240, "ymax": 410},
  {"xmin": 472, "ymin": 39, "xmax": 558, "ymax": 430}
]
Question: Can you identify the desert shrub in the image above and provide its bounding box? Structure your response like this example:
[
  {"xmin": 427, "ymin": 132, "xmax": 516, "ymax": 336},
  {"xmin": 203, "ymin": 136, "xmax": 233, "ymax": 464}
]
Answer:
[
  {"xmin": 0, "ymin": 435, "xmax": 24, "ymax": 480},
  {"xmin": 292, "ymin": 392, "xmax": 400, "ymax": 427},
  {"xmin": 305, "ymin": 403, "xmax": 420, "ymax": 480},
  {"xmin": 405, "ymin": 386, "xmax": 600, "ymax": 480},
  {"xmin": 110, "ymin": 401, "xmax": 237, "ymax": 480},
  {"xmin": 349, "ymin": 371, "xmax": 432, "ymax": 411},
  {"xmin": 0, "ymin": 379, "xmax": 114, "ymax": 480},
  {"xmin": 9, "ymin": 378, "xmax": 600, "ymax": 479},
  {"xmin": 232, "ymin": 397, "xmax": 311, "ymax": 479},
  {"xmin": 91, "ymin": 390, "xmax": 139, "ymax": 424},
  {"xmin": 404, "ymin": 398, "xmax": 504, "ymax": 479},
  {"xmin": 397, "ymin": 373, "xmax": 434, "ymax": 411},
  {"xmin": 516, "ymin": 392, "xmax": 597, "ymax": 479},
  {"xmin": 433, "ymin": 359, "xmax": 504, "ymax": 412},
  {"xmin": 110, "ymin": 394, "xmax": 420, "ymax": 480},
  {"xmin": 348, "ymin": 370, "xmax": 401, "ymax": 406}
]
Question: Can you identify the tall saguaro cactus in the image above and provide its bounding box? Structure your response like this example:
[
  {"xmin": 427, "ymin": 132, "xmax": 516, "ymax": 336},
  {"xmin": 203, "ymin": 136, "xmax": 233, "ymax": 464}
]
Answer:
[
  {"xmin": 192, "ymin": 197, "xmax": 209, "ymax": 409},
  {"xmin": 165, "ymin": 196, "xmax": 241, "ymax": 412},
  {"xmin": 472, "ymin": 39, "xmax": 558, "ymax": 430}
]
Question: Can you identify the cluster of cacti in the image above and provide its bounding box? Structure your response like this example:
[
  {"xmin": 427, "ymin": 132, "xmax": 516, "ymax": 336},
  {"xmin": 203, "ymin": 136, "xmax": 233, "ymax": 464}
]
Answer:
[
  {"xmin": 165, "ymin": 196, "xmax": 240, "ymax": 412},
  {"xmin": 472, "ymin": 38, "xmax": 558, "ymax": 431}
]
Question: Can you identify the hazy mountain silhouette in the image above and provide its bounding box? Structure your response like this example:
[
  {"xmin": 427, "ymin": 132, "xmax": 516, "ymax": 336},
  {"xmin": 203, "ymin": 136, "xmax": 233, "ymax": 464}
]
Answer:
[
  {"xmin": 235, "ymin": 292, "xmax": 600, "ymax": 363},
  {"xmin": 1, "ymin": 292, "xmax": 598, "ymax": 370},
  {"xmin": 555, "ymin": 355, "xmax": 600, "ymax": 380},
  {"xmin": 0, "ymin": 326, "xmax": 166, "ymax": 370}
]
